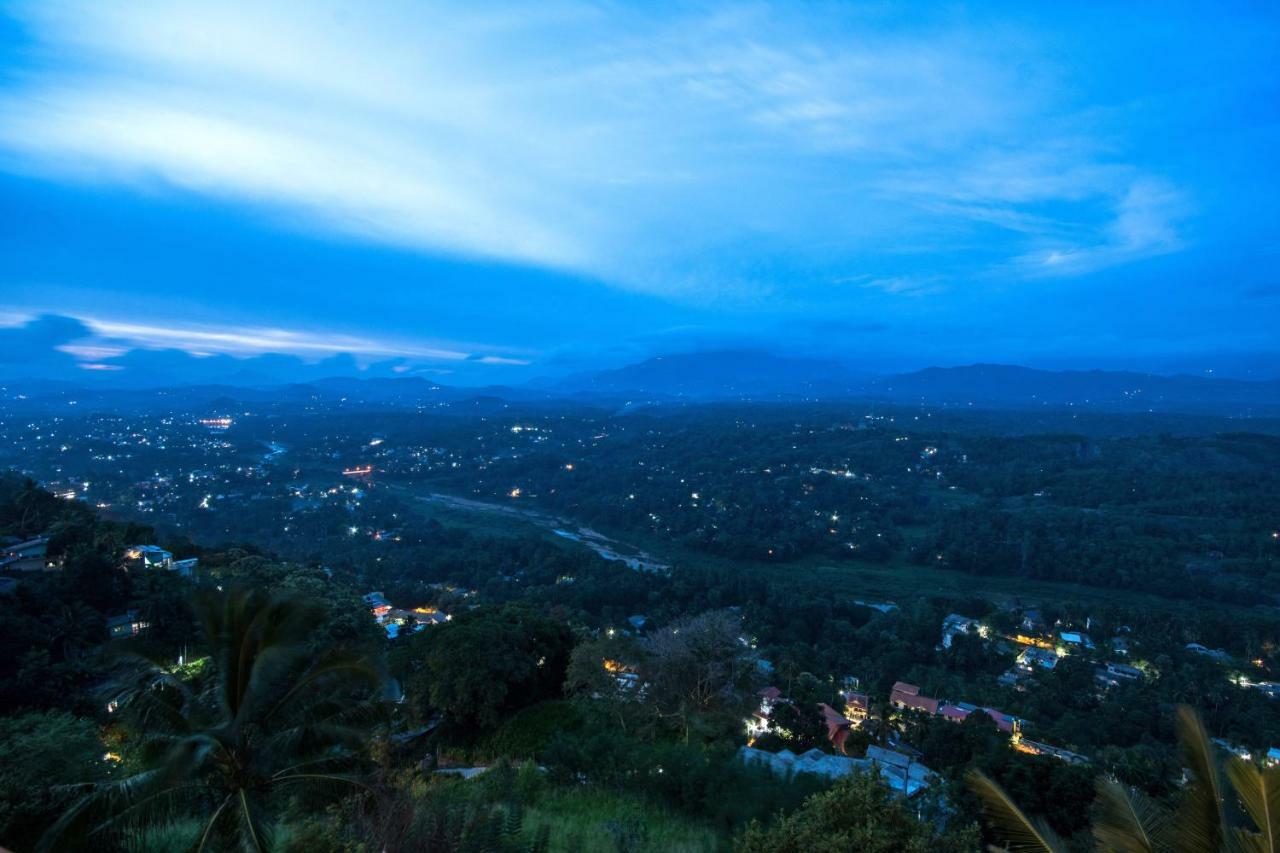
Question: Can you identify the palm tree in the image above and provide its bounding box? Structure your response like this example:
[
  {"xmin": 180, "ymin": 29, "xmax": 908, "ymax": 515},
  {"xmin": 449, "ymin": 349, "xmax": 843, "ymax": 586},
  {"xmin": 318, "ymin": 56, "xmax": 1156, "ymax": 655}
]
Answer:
[
  {"xmin": 871, "ymin": 698, "xmax": 904, "ymax": 747},
  {"xmin": 44, "ymin": 587, "xmax": 387, "ymax": 851},
  {"xmin": 968, "ymin": 705, "xmax": 1280, "ymax": 853}
]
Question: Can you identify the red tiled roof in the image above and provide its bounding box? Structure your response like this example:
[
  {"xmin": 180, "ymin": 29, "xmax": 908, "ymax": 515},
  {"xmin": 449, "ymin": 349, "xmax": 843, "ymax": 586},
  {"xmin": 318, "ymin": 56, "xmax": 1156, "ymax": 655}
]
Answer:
[
  {"xmin": 891, "ymin": 681, "xmax": 920, "ymax": 696},
  {"xmin": 819, "ymin": 703, "xmax": 851, "ymax": 728},
  {"xmin": 984, "ymin": 708, "xmax": 1016, "ymax": 733},
  {"xmin": 758, "ymin": 686, "xmax": 782, "ymax": 701},
  {"xmin": 818, "ymin": 703, "xmax": 853, "ymax": 753},
  {"xmin": 891, "ymin": 689, "xmax": 940, "ymax": 715},
  {"xmin": 844, "ymin": 692, "xmax": 870, "ymax": 712}
]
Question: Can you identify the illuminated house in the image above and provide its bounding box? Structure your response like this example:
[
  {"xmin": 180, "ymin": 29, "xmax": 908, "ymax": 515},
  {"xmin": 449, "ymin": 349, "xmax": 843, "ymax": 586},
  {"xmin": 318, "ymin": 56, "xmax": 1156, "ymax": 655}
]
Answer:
[
  {"xmin": 748, "ymin": 689, "xmax": 855, "ymax": 753},
  {"xmin": 748, "ymin": 686, "xmax": 783, "ymax": 737},
  {"xmin": 1059, "ymin": 631, "xmax": 1095, "ymax": 650},
  {"xmin": 1017, "ymin": 647, "xmax": 1059, "ymax": 671},
  {"xmin": 363, "ymin": 591, "xmax": 392, "ymax": 618},
  {"xmin": 602, "ymin": 658, "xmax": 642, "ymax": 692},
  {"xmin": 0, "ymin": 537, "xmax": 55, "ymax": 572},
  {"xmin": 890, "ymin": 682, "xmax": 940, "ymax": 715},
  {"xmin": 940, "ymin": 614, "xmax": 983, "ymax": 649},
  {"xmin": 410, "ymin": 609, "xmax": 449, "ymax": 627},
  {"xmin": 124, "ymin": 545, "xmax": 173, "ymax": 570},
  {"xmin": 890, "ymin": 679, "xmax": 1017, "ymax": 734},
  {"xmin": 842, "ymin": 689, "xmax": 870, "ymax": 722},
  {"xmin": 107, "ymin": 610, "xmax": 149, "ymax": 640}
]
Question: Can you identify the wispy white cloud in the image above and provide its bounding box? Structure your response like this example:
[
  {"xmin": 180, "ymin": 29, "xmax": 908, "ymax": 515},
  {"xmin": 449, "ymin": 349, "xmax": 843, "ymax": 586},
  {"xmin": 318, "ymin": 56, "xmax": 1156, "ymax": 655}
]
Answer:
[
  {"xmin": 0, "ymin": 1, "xmax": 1191, "ymax": 300},
  {"xmin": 1015, "ymin": 178, "xmax": 1187, "ymax": 276},
  {"xmin": 83, "ymin": 317, "xmax": 478, "ymax": 360},
  {"xmin": 1, "ymin": 311, "xmax": 531, "ymax": 364}
]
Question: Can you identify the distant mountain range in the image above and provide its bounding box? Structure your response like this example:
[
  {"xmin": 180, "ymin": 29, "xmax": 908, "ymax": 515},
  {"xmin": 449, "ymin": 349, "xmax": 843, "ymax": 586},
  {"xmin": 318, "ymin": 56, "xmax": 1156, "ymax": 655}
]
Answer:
[
  {"xmin": 866, "ymin": 363, "xmax": 1280, "ymax": 411},
  {"xmin": 4, "ymin": 349, "xmax": 1279, "ymax": 416},
  {"xmin": 548, "ymin": 351, "xmax": 1280, "ymax": 414},
  {"xmin": 546, "ymin": 350, "xmax": 869, "ymax": 398}
]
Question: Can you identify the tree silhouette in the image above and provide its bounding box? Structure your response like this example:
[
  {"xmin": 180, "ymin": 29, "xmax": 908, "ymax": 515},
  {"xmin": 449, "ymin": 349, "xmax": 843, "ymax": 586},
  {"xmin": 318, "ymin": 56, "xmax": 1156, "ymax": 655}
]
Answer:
[{"xmin": 44, "ymin": 587, "xmax": 386, "ymax": 851}]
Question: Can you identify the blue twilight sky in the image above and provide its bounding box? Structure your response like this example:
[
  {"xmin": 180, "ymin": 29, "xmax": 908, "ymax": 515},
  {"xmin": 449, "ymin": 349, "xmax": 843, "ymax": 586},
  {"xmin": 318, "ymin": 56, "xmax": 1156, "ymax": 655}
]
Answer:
[{"xmin": 0, "ymin": 1, "xmax": 1278, "ymax": 384}]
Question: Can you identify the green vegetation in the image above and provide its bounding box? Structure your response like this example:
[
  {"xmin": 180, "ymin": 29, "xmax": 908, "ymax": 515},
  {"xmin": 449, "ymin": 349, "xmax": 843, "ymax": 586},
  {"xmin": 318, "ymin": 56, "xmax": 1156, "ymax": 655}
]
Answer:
[
  {"xmin": 2, "ymin": 400, "xmax": 1280, "ymax": 851},
  {"xmin": 0, "ymin": 710, "xmax": 109, "ymax": 850},
  {"xmin": 524, "ymin": 788, "xmax": 718, "ymax": 853},
  {"xmin": 737, "ymin": 771, "xmax": 977, "ymax": 852},
  {"xmin": 47, "ymin": 587, "xmax": 386, "ymax": 851},
  {"xmin": 969, "ymin": 707, "xmax": 1280, "ymax": 852}
]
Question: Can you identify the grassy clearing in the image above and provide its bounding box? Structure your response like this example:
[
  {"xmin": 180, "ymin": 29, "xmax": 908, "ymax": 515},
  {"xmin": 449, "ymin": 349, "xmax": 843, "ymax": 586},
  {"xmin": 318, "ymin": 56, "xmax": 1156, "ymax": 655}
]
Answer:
[
  {"xmin": 805, "ymin": 559, "xmax": 1191, "ymax": 612},
  {"xmin": 524, "ymin": 788, "xmax": 721, "ymax": 853},
  {"xmin": 397, "ymin": 486, "xmax": 1254, "ymax": 617}
]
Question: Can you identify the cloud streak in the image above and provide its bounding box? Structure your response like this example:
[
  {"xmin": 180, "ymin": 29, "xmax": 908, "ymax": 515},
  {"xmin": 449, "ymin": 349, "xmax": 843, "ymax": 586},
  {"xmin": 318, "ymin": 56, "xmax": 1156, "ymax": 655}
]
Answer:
[{"xmin": 0, "ymin": 311, "xmax": 531, "ymax": 367}]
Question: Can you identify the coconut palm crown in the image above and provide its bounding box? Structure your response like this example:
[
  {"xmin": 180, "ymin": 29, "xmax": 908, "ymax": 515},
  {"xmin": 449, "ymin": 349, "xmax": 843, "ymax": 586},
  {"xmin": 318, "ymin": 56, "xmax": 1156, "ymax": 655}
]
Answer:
[
  {"xmin": 44, "ymin": 587, "xmax": 387, "ymax": 852},
  {"xmin": 969, "ymin": 705, "xmax": 1280, "ymax": 853}
]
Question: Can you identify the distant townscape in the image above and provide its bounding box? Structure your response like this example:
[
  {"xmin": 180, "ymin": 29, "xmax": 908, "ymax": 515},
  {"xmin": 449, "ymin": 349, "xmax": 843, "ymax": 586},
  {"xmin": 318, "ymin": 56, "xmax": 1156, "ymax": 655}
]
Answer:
[{"xmin": 2, "ymin": 384, "xmax": 1278, "ymax": 851}]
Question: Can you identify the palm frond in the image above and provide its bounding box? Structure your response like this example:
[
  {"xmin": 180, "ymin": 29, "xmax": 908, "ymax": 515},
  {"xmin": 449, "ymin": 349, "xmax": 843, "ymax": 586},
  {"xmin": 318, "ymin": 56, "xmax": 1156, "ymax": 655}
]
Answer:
[
  {"xmin": 1173, "ymin": 705, "xmax": 1226, "ymax": 853},
  {"xmin": 1093, "ymin": 776, "xmax": 1172, "ymax": 853},
  {"xmin": 261, "ymin": 652, "xmax": 385, "ymax": 724},
  {"xmin": 51, "ymin": 588, "xmax": 381, "ymax": 853},
  {"xmin": 1226, "ymin": 755, "xmax": 1280, "ymax": 853},
  {"xmin": 194, "ymin": 794, "xmax": 235, "ymax": 853},
  {"xmin": 39, "ymin": 770, "xmax": 211, "ymax": 852},
  {"xmin": 966, "ymin": 769, "xmax": 1069, "ymax": 853},
  {"xmin": 266, "ymin": 771, "xmax": 371, "ymax": 795},
  {"xmin": 237, "ymin": 787, "xmax": 273, "ymax": 853}
]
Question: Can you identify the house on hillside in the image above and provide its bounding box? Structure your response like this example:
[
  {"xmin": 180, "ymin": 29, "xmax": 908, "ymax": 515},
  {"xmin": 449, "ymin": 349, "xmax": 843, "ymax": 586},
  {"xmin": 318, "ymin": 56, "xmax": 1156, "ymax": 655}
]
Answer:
[
  {"xmin": 1242, "ymin": 681, "xmax": 1280, "ymax": 699},
  {"xmin": 1059, "ymin": 631, "xmax": 1095, "ymax": 650},
  {"xmin": 940, "ymin": 614, "xmax": 984, "ymax": 649},
  {"xmin": 937, "ymin": 701, "xmax": 1016, "ymax": 734},
  {"xmin": 747, "ymin": 687, "xmax": 783, "ymax": 738},
  {"xmin": 363, "ymin": 592, "xmax": 392, "ymax": 618},
  {"xmin": 411, "ymin": 609, "xmax": 449, "ymax": 627},
  {"xmin": 865, "ymin": 745, "xmax": 936, "ymax": 797},
  {"xmin": 819, "ymin": 703, "xmax": 853, "ymax": 752},
  {"xmin": 124, "ymin": 545, "xmax": 173, "ymax": 570},
  {"xmin": 1018, "ymin": 647, "xmax": 1059, "ymax": 672},
  {"xmin": 1186, "ymin": 643, "xmax": 1232, "ymax": 663},
  {"xmin": 1, "ymin": 536, "xmax": 55, "ymax": 572},
  {"xmin": 738, "ymin": 746, "xmax": 862, "ymax": 781},
  {"xmin": 738, "ymin": 745, "xmax": 935, "ymax": 797},
  {"xmin": 1096, "ymin": 662, "xmax": 1143, "ymax": 688},
  {"xmin": 890, "ymin": 682, "xmax": 940, "ymax": 715},
  {"xmin": 748, "ymin": 689, "xmax": 859, "ymax": 753},
  {"xmin": 842, "ymin": 689, "xmax": 870, "ymax": 722},
  {"xmin": 107, "ymin": 611, "xmax": 149, "ymax": 640}
]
